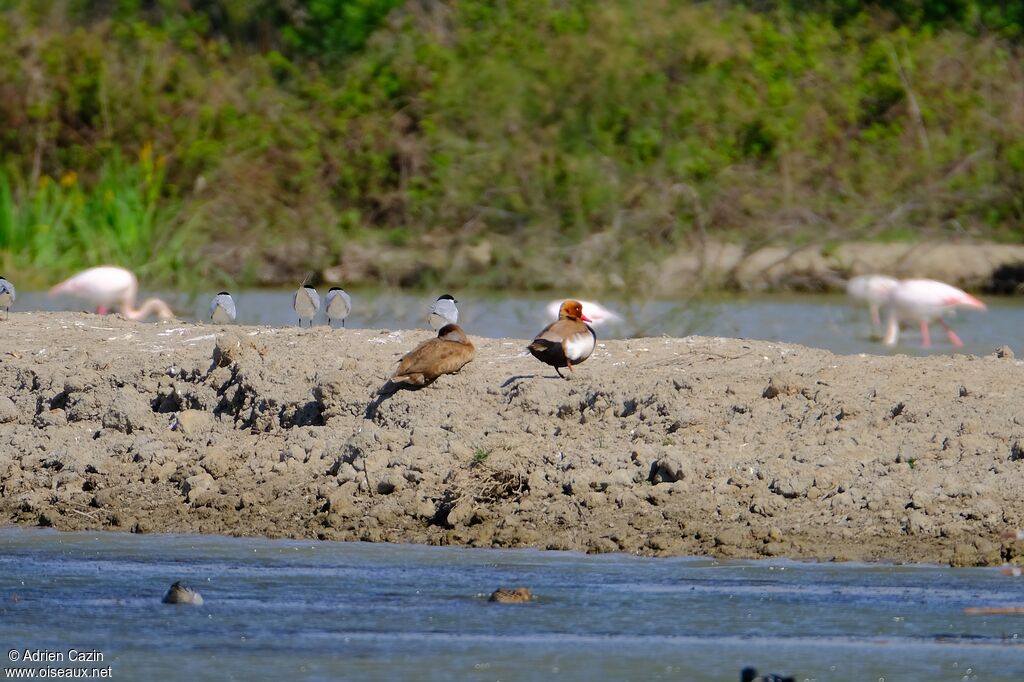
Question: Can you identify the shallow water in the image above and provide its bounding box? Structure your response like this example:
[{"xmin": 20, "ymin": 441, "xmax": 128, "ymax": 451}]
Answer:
[
  {"xmin": 0, "ymin": 529, "xmax": 1021, "ymax": 681},
  {"xmin": 22, "ymin": 289, "xmax": 1024, "ymax": 356}
]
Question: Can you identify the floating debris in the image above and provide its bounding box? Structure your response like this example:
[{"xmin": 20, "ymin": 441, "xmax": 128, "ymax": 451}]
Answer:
[
  {"xmin": 162, "ymin": 581, "xmax": 204, "ymax": 605},
  {"xmin": 488, "ymin": 587, "xmax": 533, "ymax": 604}
]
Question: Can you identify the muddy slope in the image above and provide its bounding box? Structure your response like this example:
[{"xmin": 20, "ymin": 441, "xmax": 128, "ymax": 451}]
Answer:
[{"xmin": 1, "ymin": 312, "xmax": 1022, "ymax": 567}]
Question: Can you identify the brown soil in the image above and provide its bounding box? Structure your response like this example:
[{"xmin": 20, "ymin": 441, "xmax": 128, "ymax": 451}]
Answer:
[{"xmin": 1, "ymin": 312, "xmax": 1022, "ymax": 567}]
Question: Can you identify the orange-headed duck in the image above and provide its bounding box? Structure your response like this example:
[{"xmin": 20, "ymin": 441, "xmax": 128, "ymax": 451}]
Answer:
[
  {"xmin": 528, "ymin": 299, "xmax": 595, "ymax": 379},
  {"xmin": 545, "ymin": 298, "xmax": 621, "ymax": 326}
]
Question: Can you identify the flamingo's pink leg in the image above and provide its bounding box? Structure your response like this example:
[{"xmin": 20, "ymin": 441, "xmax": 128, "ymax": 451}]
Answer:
[
  {"xmin": 919, "ymin": 319, "xmax": 931, "ymax": 348},
  {"xmin": 96, "ymin": 306, "xmax": 109, "ymax": 315},
  {"xmin": 937, "ymin": 318, "xmax": 964, "ymax": 348},
  {"xmin": 870, "ymin": 304, "xmax": 881, "ymax": 328}
]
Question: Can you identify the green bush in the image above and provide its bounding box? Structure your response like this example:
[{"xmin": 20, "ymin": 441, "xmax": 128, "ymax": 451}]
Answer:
[
  {"xmin": 0, "ymin": 146, "xmax": 191, "ymax": 284},
  {"xmin": 1, "ymin": 0, "xmax": 1023, "ymax": 290}
]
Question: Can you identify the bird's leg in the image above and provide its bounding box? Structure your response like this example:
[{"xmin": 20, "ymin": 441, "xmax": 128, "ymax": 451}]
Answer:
[
  {"xmin": 882, "ymin": 310, "xmax": 899, "ymax": 346},
  {"xmin": 938, "ymin": 318, "xmax": 964, "ymax": 348},
  {"xmin": 564, "ymin": 360, "xmax": 574, "ymax": 380},
  {"xmin": 869, "ymin": 304, "xmax": 881, "ymax": 328},
  {"xmin": 96, "ymin": 306, "xmax": 108, "ymax": 315},
  {"xmin": 919, "ymin": 319, "xmax": 931, "ymax": 348},
  {"xmin": 555, "ymin": 366, "xmax": 565, "ymax": 379}
]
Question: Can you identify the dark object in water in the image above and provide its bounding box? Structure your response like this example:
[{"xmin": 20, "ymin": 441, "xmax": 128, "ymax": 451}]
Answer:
[
  {"xmin": 741, "ymin": 667, "xmax": 795, "ymax": 682},
  {"xmin": 488, "ymin": 587, "xmax": 533, "ymax": 603},
  {"xmin": 162, "ymin": 581, "xmax": 204, "ymax": 605},
  {"xmin": 987, "ymin": 262, "xmax": 1024, "ymax": 295}
]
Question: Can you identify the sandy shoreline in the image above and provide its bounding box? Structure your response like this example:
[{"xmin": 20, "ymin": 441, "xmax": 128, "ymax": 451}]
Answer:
[{"xmin": 1, "ymin": 312, "xmax": 1022, "ymax": 566}]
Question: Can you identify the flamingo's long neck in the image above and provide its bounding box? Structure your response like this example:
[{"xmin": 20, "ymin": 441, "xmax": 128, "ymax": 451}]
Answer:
[{"xmin": 120, "ymin": 297, "xmax": 174, "ymax": 320}]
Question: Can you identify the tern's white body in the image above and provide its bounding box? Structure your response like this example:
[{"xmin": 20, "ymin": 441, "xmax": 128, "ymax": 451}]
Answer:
[
  {"xmin": 0, "ymin": 277, "xmax": 15, "ymax": 319},
  {"xmin": 325, "ymin": 288, "xmax": 352, "ymax": 327},
  {"xmin": 210, "ymin": 292, "xmax": 236, "ymax": 324},
  {"xmin": 883, "ymin": 279, "xmax": 986, "ymax": 349},
  {"xmin": 429, "ymin": 295, "xmax": 459, "ymax": 331},
  {"xmin": 293, "ymin": 285, "xmax": 320, "ymax": 326}
]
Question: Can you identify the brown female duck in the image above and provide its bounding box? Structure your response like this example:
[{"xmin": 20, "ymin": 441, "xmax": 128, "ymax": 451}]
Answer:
[{"xmin": 390, "ymin": 323, "xmax": 475, "ymax": 387}]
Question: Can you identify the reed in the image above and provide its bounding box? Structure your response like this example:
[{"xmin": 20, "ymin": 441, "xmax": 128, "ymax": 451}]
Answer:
[
  {"xmin": 2, "ymin": 1, "xmax": 1024, "ymax": 290},
  {"xmin": 0, "ymin": 145, "xmax": 193, "ymax": 286}
]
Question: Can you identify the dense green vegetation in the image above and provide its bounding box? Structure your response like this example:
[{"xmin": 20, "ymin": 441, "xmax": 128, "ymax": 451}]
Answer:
[{"xmin": 1, "ymin": 0, "xmax": 1023, "ymax": 291}]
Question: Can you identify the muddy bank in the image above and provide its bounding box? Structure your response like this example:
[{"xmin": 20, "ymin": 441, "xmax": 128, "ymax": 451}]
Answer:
[{"xmin": 1, "ymin": 312, "xmax": 1022, "ymax": 567}]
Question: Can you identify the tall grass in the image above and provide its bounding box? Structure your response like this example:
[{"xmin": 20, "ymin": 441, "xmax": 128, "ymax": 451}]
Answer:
[
  {"xmin": 0, "ymin": 145, "xmax": 192, "ymax": 286},
  {"xmin": 2, "ymin": 1, "xmax": 1024, "ymax": 290}
]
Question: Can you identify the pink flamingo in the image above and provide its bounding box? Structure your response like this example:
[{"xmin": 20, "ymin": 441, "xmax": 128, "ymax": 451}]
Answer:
[
  {"xmin": 883, "ymin": 279, "xmax": 986, "ymax": 349},
  {"xmin": 846, "ymin": 274, "xmax": 899, "ymax": 329},
  {"xmin": 50, "ymin": 266, "xmax": 174, "ymax": 320}
]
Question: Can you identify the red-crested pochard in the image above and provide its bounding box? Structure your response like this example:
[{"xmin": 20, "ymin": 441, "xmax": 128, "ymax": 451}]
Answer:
[
  {"xmin": 544, "ymin": 298, "xmax": 621, "ymax": 326},
  {"xmin": 528, "ymin": 299, "xmax": 595, "ymax": 379}
]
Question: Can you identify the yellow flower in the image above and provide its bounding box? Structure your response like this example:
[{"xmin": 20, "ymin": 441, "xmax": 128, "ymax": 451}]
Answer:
[
  {"xmin": 139, "ymin": 141, "xmax": 153, "ymax": 165},
  {"xmin": 59, "ymin": 170, "xmax": 78, "ymax": 188},
  {"xmin": 38, "ymin": 175, "xmax": 52, "ymax": 189}
]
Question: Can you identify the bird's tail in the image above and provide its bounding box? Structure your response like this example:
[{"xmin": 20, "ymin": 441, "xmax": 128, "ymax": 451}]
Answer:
[{"xmin": 527, "ymin": 339, "xmax": 557, "ymax": 355}]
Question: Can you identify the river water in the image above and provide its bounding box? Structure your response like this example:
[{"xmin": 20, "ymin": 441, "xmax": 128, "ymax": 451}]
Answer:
[
  {"xmin": 21, "ymin": 289, "xmax": 1024, "ymax": 356},
  {"xmin": 0, "ymin": 529, "xmax": 1021, "ymax": 681}
]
